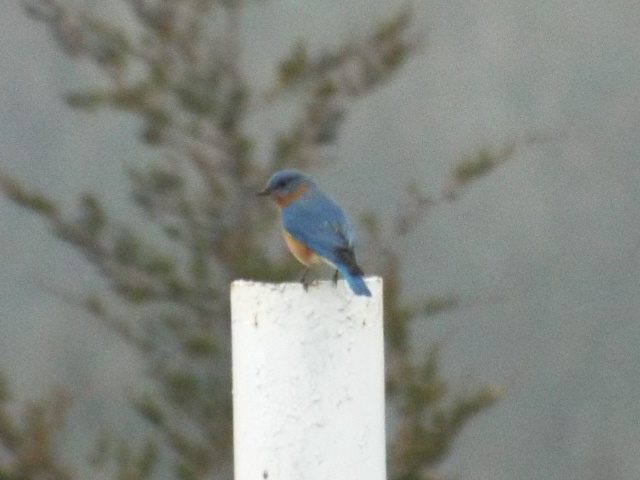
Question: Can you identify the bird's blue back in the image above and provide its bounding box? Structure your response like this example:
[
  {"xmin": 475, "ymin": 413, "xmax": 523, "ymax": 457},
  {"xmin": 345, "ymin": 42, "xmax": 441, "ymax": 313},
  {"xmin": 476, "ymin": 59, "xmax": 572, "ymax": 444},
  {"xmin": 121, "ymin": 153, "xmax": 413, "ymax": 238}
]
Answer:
[{"xmin": 280, "ymin": 185, "xmax": 356, "ymax": 266}]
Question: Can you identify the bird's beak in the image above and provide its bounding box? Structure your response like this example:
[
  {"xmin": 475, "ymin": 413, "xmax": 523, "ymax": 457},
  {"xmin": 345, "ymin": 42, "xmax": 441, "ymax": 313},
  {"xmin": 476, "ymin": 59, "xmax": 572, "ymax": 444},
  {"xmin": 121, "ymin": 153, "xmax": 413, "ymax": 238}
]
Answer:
[{"xmin": 257, "ymin": 187, "xmax": 272, "ymax": 196}]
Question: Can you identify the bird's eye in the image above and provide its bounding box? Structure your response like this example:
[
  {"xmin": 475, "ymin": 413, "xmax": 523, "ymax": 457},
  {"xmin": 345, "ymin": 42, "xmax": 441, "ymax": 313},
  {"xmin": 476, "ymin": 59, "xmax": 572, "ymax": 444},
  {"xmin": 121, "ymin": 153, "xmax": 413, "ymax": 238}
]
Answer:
[{"xmin": 277, "ymin": 179, "xmax": 287, "ymax": 188}]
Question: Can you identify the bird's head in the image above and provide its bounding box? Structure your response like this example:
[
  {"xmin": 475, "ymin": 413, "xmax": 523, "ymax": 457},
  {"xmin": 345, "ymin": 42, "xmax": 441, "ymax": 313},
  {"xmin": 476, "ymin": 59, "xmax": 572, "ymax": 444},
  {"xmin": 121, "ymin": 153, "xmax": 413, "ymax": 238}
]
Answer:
[{"xmin": 257, "ymin": 169, "xmax": 314, "ymax": 208}]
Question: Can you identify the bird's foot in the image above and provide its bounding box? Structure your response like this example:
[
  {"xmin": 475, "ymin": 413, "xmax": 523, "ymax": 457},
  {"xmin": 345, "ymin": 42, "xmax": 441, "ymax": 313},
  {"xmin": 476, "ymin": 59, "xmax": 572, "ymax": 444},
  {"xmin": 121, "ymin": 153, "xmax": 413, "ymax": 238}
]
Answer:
[
  {"xmin": 300, "ymin": 267, "xmax": 311, "ymax": 292},
  {"xmin": 332, "ymin": 269, "xmax": 339, "ymax": 287}
]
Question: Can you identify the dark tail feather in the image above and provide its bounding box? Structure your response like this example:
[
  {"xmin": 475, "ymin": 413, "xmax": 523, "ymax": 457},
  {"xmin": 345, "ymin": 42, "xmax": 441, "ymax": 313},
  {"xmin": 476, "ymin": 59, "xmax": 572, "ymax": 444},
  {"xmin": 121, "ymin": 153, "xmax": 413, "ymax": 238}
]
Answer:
[
  {"xmin": 335, "ymin": 247, "xmax": 364, "ymax": 276},
  {"xmin": 335, "ymin": 248, "xmax": 371, "ymax": 297}
]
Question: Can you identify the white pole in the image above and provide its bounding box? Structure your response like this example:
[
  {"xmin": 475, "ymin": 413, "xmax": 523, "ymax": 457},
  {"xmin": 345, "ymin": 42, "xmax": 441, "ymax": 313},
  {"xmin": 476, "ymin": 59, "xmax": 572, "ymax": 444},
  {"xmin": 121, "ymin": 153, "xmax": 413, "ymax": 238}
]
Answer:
[{"xmin": 231, "ymin": 277, "xmax": 385, "ymax": 480}]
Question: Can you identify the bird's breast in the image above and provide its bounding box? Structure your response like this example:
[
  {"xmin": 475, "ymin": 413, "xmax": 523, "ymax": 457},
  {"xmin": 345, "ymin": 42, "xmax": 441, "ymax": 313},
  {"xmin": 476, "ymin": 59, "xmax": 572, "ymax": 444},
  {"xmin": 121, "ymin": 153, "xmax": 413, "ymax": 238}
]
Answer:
[{"xmin": 282, "ymin": 229, "xmax": 319, "ymax": 266}]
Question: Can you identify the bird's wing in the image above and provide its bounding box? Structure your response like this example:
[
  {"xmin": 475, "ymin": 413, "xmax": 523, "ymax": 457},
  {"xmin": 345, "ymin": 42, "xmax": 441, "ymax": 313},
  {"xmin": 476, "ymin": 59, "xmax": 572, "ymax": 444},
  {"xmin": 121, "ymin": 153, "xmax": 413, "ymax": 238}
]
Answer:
[{"xmin": 281, "ymin": 194, "xmax": 356, "ymax": 264}]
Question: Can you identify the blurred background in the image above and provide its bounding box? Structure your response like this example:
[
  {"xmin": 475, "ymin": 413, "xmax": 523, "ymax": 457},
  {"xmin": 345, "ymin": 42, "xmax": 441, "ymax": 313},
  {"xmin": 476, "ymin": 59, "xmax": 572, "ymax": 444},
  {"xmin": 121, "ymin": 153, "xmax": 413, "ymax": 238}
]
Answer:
[{"xmin": 1, "ymin": 0, "xmax": 639, "ymax": 479}]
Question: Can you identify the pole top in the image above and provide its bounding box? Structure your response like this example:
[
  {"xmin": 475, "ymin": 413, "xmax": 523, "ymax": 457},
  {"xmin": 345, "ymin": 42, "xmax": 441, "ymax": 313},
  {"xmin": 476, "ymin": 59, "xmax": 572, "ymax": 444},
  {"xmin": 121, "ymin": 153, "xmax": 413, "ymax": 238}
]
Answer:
[{"xmin": 231, "ymin": 277, "xmax": 381, "ymax": 299}]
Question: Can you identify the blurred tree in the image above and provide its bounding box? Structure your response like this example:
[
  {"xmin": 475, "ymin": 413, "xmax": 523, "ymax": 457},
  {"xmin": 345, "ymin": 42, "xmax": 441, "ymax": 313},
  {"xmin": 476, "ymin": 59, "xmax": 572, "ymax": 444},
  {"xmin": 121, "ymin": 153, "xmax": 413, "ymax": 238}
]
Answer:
[
  {"xmin": 0, "ymin": 372, "xmax": 72, "ymax": 480},
  {"xmin": 0, "ymin": 1, "xmax": 510, "ymax": 479}
]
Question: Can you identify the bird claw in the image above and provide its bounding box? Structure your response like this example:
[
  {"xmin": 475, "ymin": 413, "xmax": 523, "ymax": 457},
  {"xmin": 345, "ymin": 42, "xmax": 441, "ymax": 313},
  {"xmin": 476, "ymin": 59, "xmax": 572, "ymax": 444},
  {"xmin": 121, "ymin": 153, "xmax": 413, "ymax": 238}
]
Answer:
[
  {"xmin": 299, "ymin": 267, "xmax": 339, "ymax": 291},
  {"xmin": 300, "ymin": 267, "xmax": 311, "ymax": 292}
]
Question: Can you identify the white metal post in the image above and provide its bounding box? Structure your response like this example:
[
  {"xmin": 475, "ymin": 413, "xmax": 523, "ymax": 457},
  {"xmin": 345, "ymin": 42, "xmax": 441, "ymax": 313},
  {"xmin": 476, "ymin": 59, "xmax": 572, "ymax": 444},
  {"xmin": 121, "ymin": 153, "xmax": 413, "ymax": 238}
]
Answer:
[{"xmin": 231, "ymin": 277, "xmax": 385, "ymax": 480}]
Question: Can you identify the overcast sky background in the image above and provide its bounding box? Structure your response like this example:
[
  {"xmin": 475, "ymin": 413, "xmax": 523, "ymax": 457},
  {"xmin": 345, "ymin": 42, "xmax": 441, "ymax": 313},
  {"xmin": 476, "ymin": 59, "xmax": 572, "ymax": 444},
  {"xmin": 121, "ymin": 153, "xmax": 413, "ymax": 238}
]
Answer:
[{"xmin": 1, "ymin": 0, "xmax": 639, "ymax": 479}]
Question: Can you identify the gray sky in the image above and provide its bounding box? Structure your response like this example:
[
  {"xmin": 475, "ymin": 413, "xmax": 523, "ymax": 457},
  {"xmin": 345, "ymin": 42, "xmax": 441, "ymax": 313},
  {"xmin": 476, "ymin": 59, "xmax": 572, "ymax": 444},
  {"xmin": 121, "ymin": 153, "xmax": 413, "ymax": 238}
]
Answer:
[{"xmin": 1, "ymin": 0, "xmax": 639, "ymax": 479}]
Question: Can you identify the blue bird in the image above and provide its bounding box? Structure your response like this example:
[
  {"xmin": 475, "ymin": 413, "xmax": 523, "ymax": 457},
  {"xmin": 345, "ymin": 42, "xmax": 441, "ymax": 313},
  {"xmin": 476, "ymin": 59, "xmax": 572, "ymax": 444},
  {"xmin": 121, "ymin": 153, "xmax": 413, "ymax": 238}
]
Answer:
[{"xmin": 258, "ymin": 169, "xmax": 371, "ymax": 297}]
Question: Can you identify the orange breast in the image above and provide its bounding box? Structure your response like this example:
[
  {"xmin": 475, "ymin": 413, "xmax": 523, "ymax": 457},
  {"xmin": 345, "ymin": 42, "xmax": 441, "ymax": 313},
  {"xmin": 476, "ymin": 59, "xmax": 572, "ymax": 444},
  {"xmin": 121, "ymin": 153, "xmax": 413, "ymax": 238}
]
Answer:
[
  {"xmin": 275, "ymin": 184, "xmax": 308, "ymax": 208},
  {"xmin": 283, "ymin": 230, "xmax": 318, "ymax": 266}
]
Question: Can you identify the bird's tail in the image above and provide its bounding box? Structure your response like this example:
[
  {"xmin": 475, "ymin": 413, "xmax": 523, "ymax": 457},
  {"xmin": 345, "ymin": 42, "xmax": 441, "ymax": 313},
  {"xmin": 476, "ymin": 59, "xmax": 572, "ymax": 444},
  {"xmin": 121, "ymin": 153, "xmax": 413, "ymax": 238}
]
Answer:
[{"xmin": 338, "ymin": 265, "xmax": 371, "ymax": 297}]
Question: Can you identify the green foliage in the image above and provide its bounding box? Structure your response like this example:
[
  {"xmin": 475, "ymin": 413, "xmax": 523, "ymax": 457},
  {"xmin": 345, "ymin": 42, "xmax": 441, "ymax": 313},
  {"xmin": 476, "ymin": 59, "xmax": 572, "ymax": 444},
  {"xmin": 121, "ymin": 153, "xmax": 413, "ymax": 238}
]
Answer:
[
  {"xmin": 446, "ymin": 143, "xmax": 517, "ymax": 199},
  {"xmin": 0, "ymin": 175, "xmax": 58, "ymax": 216},
  {"xmin": 0, "ymin": 372, "xmax": 72, "ymax": 480},
  {"xmin": 89, "ymin": 433, "xmax": 158, "ymax": 480},
  {"xmin": 0, "ymin": 1, "xmax": 515, "ymax": 479}
]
